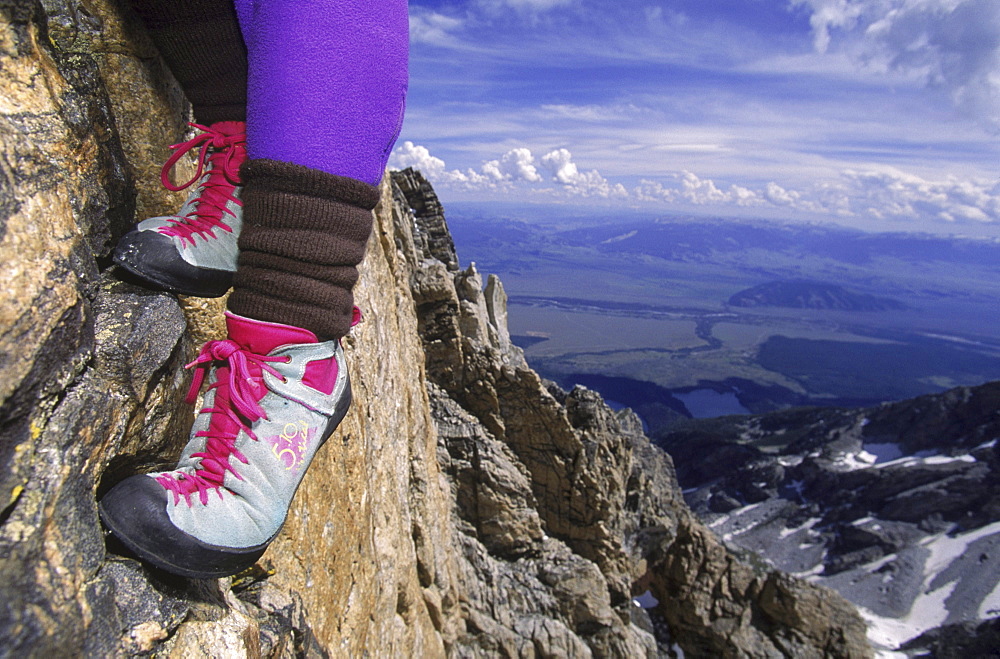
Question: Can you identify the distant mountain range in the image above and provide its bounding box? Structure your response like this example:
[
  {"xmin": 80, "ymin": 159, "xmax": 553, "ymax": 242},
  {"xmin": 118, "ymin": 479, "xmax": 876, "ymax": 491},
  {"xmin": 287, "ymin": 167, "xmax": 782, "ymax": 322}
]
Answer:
[
  {"xmin": 445, "ymin": 205, "xmax": 1000, "ymax": 432},
  {"xmin": 728, "ymin": 280, "xmax": 907, "ymax": 312},
  {"xmin": 567, "ymin": 218, "xmax": 1000, "ymax": 267},
  {"xmin": 658, "ymin": 380, "xmax": 1000, "ymax": 655},
  {"xmin": 448, "ymin": 203, "xmax": 1000, "ymax": 280}
]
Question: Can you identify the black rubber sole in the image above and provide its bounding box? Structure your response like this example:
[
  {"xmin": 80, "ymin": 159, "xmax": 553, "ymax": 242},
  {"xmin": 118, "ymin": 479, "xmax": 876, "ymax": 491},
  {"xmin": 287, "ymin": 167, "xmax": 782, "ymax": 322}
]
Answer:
[
  {"xmin": 113, "ymin": 229, "xmax": 233, "ymax": 298},
  {"xmin": 98, "ymin": 476, "xmax": 271, "ymax": 579}
]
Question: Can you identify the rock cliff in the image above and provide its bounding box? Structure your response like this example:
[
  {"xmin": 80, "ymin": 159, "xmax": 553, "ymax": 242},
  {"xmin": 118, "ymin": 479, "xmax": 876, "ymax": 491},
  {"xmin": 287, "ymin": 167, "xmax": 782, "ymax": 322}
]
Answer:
[{"xmin": 0, "ymin": 2, "xmax": 871, "ymax": 657}]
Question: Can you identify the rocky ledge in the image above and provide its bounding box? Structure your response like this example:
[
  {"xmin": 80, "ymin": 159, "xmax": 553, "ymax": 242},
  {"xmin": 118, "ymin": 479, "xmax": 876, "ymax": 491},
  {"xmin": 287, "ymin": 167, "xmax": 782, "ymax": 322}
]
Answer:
[{"xmin": 1, "ymin": 2, "xmax": 870, "ymax": 657}]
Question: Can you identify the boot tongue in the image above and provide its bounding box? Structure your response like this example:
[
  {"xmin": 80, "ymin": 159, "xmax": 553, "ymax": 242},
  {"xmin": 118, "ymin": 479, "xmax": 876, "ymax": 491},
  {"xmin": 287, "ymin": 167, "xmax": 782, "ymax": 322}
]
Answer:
[
  {"xmin": 225, "ymin": 312, "xmax": 318, "ymax": 354},
  {"xmin": 209, "ymin": 120, "xmax": 246, "ymax": 137}
]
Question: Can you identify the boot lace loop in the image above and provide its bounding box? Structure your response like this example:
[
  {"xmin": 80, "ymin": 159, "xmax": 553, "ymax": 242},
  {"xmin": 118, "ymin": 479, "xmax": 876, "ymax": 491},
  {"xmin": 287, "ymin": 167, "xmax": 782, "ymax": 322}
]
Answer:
[
  {"xmin": 161, "ymin": 122, "xmax": 246, "ymax": 191},
  {"xmin": 157, "ymin": 122, "xmax": 247, "ymax": 247},
  {"xmin": 155, "ymin": 340, "xmax": 286, "ymax": 506}
]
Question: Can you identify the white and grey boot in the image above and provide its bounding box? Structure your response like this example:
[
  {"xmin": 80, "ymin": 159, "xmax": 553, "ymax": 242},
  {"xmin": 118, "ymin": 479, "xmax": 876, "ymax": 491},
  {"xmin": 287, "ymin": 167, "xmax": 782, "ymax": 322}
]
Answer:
[
  {"xmin": 99, "ymin": 311, "xmax": 353, "ymax": 578},
  {"xmin": 114, "ymin": 121, "xmax": 246, "ymax": 297}
]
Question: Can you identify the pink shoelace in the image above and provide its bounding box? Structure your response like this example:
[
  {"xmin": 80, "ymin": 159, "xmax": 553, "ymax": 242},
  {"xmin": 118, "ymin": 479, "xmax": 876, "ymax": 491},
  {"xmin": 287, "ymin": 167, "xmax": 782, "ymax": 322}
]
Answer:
[
  {"xmin": 155, "ymin": 340, "xmax": 288, "ymax": 506},
  {"xmin": 158, "ymin": 122, "xmax": 247, "ymax": 248}
]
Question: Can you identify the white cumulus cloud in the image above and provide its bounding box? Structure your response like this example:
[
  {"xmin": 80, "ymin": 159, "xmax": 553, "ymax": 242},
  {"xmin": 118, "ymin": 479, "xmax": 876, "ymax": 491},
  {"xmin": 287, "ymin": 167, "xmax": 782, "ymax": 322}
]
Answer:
[
  {"xmin": 636, "ymin": 166, "xmax": 1000, "ymax": 226},
  {"xmin": 838, "ymin": 167, "xmax": 1000, "ymax": 223},
  {"xmin": 634, "ymin": 174, "xmax": 764, "ymax": 207},
  {"xmin": 389, "ymin": 141, "xmax": 447, "ymax": 178},
  {"xmin": 482, "ymin": 148, "xmax": 544, "ymax": 183},
  {"xmin": 764, "ymin": 181, "xmax": 800, "ymax": 206},
  {"xmin": 392, "ymin": 143, "xmax": 999, "ymax": 228},
  {"xmin": 390, "ymin": 143, "xmax": 626, "ymax": 198},
  {"xmin": 540, "ymin": 148, "xmax": 628, "ymax": 198},
  {"xmin": 658, "ymin": 171, "xmax": 765, "ymax": 207},
  {"xmin": 679, "ymin": 170, "xmax": 730, "ymax": 204}
]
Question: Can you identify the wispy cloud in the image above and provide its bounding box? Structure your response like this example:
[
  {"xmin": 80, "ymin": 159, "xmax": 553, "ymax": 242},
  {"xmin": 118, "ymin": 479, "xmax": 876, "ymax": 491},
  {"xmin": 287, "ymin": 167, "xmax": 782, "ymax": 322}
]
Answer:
[
  {"xmin": 409, "ymin": 7, "xmax": 465, "ymax": 47},
  {"xmin": 477, "ymin": 0, "xmax": 577, "ymax": 12},
  {"xmin": 400, "ymin": 1, "xmax": 1000, "ymax": 234},
  {"xmin": 792, "ymin": 0, "xmax": 1000, "ymax": 130}
]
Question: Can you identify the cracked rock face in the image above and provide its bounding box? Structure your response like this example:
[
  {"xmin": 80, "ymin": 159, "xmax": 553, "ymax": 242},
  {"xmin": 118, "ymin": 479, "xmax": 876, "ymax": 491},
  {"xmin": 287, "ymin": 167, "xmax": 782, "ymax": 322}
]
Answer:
[
  {"xmin": 1, "ymin": 3, "xmax": 870, "ymax": 657},
  {"xmin": 0, "ymin": 2, "xmax": 195, "ymax": 654}
]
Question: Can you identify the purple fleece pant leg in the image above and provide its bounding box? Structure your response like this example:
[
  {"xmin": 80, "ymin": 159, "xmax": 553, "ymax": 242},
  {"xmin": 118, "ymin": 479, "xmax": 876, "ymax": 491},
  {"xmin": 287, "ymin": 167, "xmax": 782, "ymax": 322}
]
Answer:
[{"xmin": 233, "ymin": 0, "xmax": 409, "ymax": 186}]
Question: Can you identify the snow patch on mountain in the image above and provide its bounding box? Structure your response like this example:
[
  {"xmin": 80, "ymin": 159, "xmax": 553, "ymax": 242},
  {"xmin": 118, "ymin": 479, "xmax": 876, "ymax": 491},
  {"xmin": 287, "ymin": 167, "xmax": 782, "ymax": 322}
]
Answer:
[{"xmin": 664, "ymin": 381, "xmax": 1000, "ymax": 655}]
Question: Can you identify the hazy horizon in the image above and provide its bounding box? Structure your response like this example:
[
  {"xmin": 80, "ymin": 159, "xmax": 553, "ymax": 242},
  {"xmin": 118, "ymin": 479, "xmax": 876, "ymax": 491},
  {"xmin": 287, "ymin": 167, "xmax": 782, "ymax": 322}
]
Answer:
[{"xmin": 436, "ymin": 198, "xmax": 1000, "ymax": 239}]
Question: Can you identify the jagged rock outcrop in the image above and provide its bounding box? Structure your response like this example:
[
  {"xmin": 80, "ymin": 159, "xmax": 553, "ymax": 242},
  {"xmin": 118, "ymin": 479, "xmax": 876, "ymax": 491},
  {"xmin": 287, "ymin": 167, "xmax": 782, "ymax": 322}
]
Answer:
[
  {"xmin": 394, "ymin": 168, "xmax": 871, "ymax": 658},
  {"xmin": 1, "ymin": 3, "xmax": 871, "ymax": 657},
  {"xmin": 392, "ymin": 167, "xmax": 458, "ymax": 272}
]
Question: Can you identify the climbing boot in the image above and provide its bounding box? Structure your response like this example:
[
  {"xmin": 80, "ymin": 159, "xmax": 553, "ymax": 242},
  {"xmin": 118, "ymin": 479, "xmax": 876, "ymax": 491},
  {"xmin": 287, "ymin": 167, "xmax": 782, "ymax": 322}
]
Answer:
[
  {"xmin": 99, "ymin": 310, "xmax": 354, "ymax": 578},
  {"xmin": 114, "ymin": 121, "xmax": 246, "ymax": 297}
]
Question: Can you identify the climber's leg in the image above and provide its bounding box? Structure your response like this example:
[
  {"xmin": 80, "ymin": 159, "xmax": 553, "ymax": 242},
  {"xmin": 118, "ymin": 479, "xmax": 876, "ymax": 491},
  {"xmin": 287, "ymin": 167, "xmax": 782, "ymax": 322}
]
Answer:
[
  {"xmin": 235, "ymin": 0, "xmax": 409, "ymax": 187},
  {"xmin": 229, "ymin": 0, "xmax": 409, "ymax": 338},
  {"xmin": 114, "ymin": 0, "xmax": 250, "ymax": 297},
  {"xmin": 125, "ymin": 0, "xmax": 247, "ymax": 125},
  {"xmin": 100, "ymin": 0, "xmax": 408, "ymax": 578}
]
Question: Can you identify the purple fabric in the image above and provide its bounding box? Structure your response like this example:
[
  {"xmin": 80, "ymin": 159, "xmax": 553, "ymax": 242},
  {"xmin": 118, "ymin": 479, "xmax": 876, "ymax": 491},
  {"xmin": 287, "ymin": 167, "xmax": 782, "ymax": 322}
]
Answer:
[{"xmin": 234, "ymin": 0, "xmax": 409, "ymax": 186}]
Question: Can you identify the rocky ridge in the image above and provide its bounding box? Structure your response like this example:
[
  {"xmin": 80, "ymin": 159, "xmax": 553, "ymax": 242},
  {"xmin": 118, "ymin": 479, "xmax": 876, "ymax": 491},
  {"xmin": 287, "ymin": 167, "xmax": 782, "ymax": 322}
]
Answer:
[
  {"xmin": 1, "ymin": 2, "xmax": 870, "ymax": 657},
  {"xmin": 393, "ymin": 167, "xmax": 874, "ymax": 657},
  {"xmin": 661, "ymin": 382, "xmax": 1000, "ymax": 655}
]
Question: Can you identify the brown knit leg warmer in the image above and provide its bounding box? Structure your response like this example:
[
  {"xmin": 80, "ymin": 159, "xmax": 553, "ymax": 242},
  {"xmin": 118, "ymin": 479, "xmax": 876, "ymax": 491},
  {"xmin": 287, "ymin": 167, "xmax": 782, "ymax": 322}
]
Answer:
[
  {"xmin": 127, "ymin": 0, "xmax": 247, "ymax": 124},
  {"xmin": 228, "ymin": 159, "xmax": 379, "ymax": 341}
]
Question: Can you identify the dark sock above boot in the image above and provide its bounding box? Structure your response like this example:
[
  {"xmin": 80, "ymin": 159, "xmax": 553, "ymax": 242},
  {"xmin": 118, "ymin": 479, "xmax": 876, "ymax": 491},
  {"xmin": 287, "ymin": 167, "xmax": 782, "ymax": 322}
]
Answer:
[
  {"xmin": 127, "ymin": 0, "xmax": 247, "ymax": 124},
  {"xmin": 228, "ymin": 159, "xmax": 379, "ymax": 341}
]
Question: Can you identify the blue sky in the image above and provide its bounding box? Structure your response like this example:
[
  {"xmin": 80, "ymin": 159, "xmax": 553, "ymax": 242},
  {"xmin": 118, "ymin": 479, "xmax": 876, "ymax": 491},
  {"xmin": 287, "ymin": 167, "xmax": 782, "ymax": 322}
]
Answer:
[{"xmin": 389, "ymin": 0, "xmax": 1000, "ymax": 235}]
